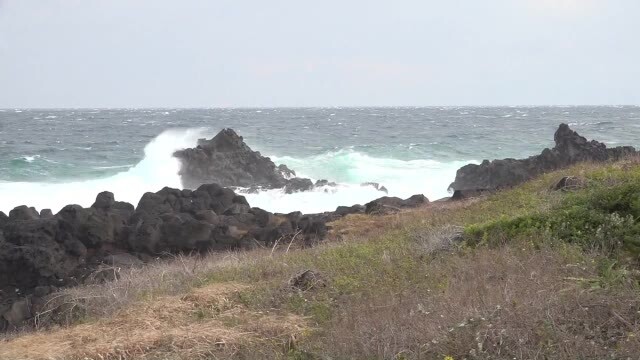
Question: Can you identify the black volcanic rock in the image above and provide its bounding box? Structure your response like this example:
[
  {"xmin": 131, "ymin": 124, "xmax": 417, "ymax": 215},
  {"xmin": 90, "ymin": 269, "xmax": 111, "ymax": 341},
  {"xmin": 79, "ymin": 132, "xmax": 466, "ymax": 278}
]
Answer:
[
  {"xmin": 174, "ymin": 129, "xmax": 292, "ymax": 190},
  {"xmin": 365, "ymin": 194, "xmax": 429, "ymax": 215},
  {"xmin": 449, "ymin": 124, "xmax": 636, "ymax": 197},
  {"xmin": 0, "ymin": 183, "xmax": 331, "ymax": 330}
]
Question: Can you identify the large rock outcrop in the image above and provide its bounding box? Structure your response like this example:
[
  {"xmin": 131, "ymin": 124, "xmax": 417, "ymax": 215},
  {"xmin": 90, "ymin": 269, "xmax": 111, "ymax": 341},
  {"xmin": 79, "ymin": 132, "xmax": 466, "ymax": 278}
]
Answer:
[
  {"xmin": 174, "ymin": 129, "xmax": 295, "ymax": 190},
  {"xmin": 449, "ymin": 124, "xmax": 637, "ymax": 197}
]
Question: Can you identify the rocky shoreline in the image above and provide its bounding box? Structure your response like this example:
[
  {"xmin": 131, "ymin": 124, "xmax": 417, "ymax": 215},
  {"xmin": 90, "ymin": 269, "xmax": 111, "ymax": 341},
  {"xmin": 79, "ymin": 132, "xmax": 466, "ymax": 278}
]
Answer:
[{"xmin": 1, "ymin": 123, "xmax": 634, "ymax": 332}]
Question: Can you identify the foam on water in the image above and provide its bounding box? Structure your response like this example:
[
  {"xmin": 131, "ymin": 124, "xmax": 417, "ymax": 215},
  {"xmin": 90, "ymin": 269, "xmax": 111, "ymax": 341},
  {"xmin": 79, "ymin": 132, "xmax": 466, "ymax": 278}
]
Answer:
[{"xmin": 0, "ymin": 129, "xmax": 474, "ymax": 214}]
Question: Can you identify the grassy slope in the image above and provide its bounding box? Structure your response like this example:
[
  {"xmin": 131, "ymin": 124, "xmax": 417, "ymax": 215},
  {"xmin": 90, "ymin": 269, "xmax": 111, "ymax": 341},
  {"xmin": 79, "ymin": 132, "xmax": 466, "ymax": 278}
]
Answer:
[{"xmin": 2, "ymin": 159, "xmax": 640, "ymax": 359}]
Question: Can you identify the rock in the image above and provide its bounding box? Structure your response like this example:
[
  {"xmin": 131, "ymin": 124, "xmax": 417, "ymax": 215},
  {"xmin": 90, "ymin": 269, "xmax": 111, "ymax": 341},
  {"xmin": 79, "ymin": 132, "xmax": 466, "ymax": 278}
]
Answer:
[
  {"xmin": 449, "ymin": 124, "xmax": 637, "ymax": 195},
  {"xmin": 0, "ymin": 211, "xmax": 8, "ymax": 228},
  {"xmin": 174, "ymin": 128, "xmax": 291, "ymax": 189},
  {"xmin": 334, "ymin": 204, "xmax": 365, "ymax": 217},
  {"xmin": 365, "ymin": 194, "xmax": 430, "ymax": 215},
  {"xmin": 92, "ymin": 191, "xmax": 116, "ymax": 210},
  {"xmin": 289, "ymin": 270, "xmax": 324, "ymax": 291},
  {"xmin": 3, "ymin": 298, "xmax": 31, "ymax": 326},
  {"xmin": 553, "ymin": 176, "xmax": 586, "ymax": 191},
  {"xmin": 9, "ymin": 206, "xmax": 40, "ymax": 221},
  {"xmin": 283, "ymin": 178, "xmax": 314, "ymax": 194},
  {"xmin": 40, "ymin": 209, "xmax": 54, "ymax": 219},
  {"xmin": 223, "ymin": 203, "xmax": 250, "ymax": 216},
  {"xmin": 361, "ymin": 182, "xmax": 389, "ymax": 194},
  {"xmin": 278, "ymin": 164, "xmax": 296, "ymax": 178},
  {"xmin": 315, "ymin": 179, "xmax": 337, "ymax": 187}
]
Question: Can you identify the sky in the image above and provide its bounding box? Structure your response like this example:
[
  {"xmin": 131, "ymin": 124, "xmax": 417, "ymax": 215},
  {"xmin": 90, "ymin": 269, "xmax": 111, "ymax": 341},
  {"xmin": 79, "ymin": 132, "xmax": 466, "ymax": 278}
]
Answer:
[{"xmin": 0, "ymin": 0, "xmax": 638, "ymax": 108}]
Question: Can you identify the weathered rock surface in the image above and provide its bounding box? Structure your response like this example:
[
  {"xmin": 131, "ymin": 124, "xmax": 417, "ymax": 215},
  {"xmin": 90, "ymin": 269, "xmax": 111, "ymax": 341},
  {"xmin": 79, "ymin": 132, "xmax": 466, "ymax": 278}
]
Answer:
[{"xmin": 449, "ymin": 124, "xmax": 637, "ymax": 197}]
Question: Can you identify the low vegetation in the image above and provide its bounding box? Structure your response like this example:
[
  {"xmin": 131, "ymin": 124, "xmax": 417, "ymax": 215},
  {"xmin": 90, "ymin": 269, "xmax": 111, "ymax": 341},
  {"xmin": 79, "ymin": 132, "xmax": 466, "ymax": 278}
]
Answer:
[{"xmin": 3, "ymin": 158, "xmax": 640, "ymax": 359}]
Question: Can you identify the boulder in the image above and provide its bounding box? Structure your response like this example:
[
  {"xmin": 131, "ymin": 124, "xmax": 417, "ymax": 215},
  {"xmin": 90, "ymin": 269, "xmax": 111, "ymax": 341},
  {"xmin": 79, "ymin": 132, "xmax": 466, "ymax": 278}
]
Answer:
[{"xmin": 449, "ymin": 124, "xmax": 637, "ymax": 197}]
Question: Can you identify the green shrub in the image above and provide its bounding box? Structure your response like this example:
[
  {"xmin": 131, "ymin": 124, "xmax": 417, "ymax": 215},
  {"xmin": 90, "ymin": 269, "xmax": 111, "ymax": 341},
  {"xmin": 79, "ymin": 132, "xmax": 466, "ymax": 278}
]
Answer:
[{"xmin": 465, "ymin": 182, "xmax": 640, "ymax": 256}]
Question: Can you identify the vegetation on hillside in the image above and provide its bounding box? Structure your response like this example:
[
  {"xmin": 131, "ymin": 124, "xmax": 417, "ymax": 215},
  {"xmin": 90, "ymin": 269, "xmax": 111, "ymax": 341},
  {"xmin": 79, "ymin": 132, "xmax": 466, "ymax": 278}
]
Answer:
[{"xmin": 2, "ymin": 158, "xmax": 640, "ymax": 359}]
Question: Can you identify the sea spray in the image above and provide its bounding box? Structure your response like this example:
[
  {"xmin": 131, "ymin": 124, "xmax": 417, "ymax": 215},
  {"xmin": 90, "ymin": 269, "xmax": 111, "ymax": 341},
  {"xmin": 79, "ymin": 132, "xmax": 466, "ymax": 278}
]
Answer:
[{"xmin": 0, "ymin": 128, "xmax": 207, "ymax": 213}]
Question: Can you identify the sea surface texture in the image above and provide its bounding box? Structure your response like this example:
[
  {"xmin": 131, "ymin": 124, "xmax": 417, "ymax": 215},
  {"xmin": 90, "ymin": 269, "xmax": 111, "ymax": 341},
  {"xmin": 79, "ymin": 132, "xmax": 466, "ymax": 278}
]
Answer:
[{"xmin": 1, "ymin": 106, "xmax": 638, "ymax": 213}]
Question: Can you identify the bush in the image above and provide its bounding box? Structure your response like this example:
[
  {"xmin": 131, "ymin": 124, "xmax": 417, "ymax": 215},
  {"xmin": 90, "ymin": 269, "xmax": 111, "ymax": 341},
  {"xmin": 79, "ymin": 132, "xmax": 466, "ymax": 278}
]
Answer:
[{"xmin": 465, "ymin": 182, "xmax": 640, "ymax": 256}]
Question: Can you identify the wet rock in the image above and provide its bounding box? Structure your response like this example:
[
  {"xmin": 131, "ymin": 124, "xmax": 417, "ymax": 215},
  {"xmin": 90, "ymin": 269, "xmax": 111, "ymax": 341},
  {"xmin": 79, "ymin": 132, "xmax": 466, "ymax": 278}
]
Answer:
[
  {"xmin": 283, "ymin": 178, "xmax": 314, "ymax": 194},
  {"xmin": 174, "ymin": 128, "xmax": 291, "ymax": 189}
]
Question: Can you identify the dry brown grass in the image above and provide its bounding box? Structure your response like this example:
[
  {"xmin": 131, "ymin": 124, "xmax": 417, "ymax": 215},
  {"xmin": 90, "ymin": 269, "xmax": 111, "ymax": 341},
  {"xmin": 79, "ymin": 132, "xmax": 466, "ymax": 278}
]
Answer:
[
  {"xmin": 31, "ymin": 250, "xmax": 273, "ymax": 329},
  {"xmin": 0, "ymin": 282, "xmax": 308, "ymax": 360},
  {"xmin": 320, "ymin": 244, "xmax": 640, "ymax": 359}
]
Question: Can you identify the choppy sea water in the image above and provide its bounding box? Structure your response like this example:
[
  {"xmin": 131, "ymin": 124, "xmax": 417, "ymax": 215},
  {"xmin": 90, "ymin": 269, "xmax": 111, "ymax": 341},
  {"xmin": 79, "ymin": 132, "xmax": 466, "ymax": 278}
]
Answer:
[{"xmin": 1, "ymin": 106, "xmax": 639, "ymax": 214}]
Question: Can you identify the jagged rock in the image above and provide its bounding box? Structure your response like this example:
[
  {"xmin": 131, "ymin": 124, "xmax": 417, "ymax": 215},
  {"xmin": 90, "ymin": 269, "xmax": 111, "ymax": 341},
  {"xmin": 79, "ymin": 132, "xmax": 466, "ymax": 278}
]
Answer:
[
  {"xmin": 449, "ymin": 124, "xmax": 637, "ymax": 197},
  {"xmin": 284, "ymin": 178, "xmax": 314, "ymax": 194},
  {"xmin": 278, "ymin": 164, "xmax": 296, "ymax": 178},
  {"xmin": 174, "ymin": 128, "xmax": 291, "ymax": 189},
  {"xmin": 365, "ymin": 194, "xmax": 429, "ymax": 215}
]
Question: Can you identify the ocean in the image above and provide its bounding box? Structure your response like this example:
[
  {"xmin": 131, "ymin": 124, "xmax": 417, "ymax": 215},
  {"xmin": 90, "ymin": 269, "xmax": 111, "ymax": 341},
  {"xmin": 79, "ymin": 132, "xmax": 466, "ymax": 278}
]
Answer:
[{"xmin": 1, "ymin": 106, "xmax": 639, "ymax": 214}]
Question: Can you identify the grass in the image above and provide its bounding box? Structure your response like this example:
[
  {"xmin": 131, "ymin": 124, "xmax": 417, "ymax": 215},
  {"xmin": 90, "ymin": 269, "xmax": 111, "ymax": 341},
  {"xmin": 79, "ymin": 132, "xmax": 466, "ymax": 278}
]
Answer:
[{"xmin": 2, "ymin": 158, "xmax": 640, "ymax": 359}]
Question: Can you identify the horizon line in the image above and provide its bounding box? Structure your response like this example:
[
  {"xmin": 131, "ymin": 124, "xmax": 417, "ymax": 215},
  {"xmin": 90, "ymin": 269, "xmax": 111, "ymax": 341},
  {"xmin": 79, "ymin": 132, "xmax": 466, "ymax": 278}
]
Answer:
[{"xmin": 1, "ymin": 104, "xmax": 639, "ymax": 111}]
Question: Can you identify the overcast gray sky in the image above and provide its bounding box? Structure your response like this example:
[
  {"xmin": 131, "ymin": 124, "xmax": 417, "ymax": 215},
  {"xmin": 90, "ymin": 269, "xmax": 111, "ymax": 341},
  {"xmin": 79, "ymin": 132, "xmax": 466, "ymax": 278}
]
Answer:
[{"xmin": 0, "ymin": 0, "xmax": 638, "ymax": 108}]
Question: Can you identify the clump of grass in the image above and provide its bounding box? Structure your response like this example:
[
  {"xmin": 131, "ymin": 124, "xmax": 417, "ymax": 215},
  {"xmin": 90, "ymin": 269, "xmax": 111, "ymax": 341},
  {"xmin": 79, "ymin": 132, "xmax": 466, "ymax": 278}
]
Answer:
[{"xmin": 465, "ymin": 176, "xmax": 640, "ymax": 256}]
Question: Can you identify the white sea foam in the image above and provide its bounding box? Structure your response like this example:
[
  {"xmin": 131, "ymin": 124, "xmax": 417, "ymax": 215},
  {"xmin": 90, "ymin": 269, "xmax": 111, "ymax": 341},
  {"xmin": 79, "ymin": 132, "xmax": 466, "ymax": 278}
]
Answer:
[
  {"xmin": 0, "ymin": 130, "xmax": 474, "ymax": 215},
  {"xmin": 0, "ymin": 128, "xmax": 207, "ymax": 213},
  {"xmin": 22, "ymin": 155, "xmax": 41, "ymax": 163}
]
